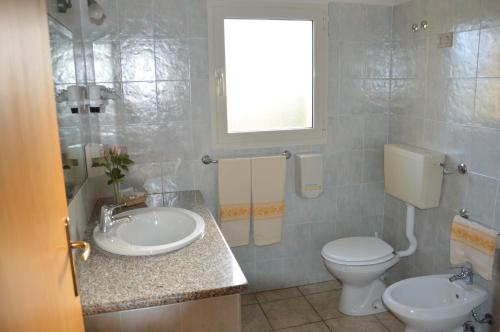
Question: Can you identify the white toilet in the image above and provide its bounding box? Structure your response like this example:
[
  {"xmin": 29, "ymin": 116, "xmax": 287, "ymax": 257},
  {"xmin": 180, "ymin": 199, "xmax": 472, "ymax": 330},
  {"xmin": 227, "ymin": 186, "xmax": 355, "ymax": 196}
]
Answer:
[
  {"xmin": 322, "ymin": 144, "xmax": 445, "ymax": 316},
  {"xmin": 321, "ymin": 236, "xmax": 400, "ymax": 315}
]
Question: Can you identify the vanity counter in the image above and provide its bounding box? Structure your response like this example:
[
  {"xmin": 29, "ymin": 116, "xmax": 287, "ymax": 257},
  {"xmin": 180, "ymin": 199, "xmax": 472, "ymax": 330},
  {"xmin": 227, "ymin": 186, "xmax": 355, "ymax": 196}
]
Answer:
[{"xmin": 77, "ymin": 191, "xmax": 247, "ymax": 316}]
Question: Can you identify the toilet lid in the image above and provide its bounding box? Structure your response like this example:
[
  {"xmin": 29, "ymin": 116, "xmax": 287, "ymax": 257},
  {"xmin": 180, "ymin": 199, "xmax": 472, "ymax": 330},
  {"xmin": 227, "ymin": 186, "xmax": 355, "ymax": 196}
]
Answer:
[{"xmin": 321, "ymin": 237, "xmax": 394, "ymax": 265}]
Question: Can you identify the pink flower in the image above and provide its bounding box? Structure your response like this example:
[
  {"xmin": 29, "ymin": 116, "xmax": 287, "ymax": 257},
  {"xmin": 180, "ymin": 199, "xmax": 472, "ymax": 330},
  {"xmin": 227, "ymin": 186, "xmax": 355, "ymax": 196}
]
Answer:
[{"xmin": 110, "ymin": 145, "xmax": 121, "ymax": 155}]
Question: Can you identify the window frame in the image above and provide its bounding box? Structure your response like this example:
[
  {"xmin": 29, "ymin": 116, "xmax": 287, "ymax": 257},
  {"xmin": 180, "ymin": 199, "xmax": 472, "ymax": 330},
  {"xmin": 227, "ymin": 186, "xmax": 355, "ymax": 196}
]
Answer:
[{"xmin": 208, "ymin": 0, "xmax": 328, "ymax": 149}]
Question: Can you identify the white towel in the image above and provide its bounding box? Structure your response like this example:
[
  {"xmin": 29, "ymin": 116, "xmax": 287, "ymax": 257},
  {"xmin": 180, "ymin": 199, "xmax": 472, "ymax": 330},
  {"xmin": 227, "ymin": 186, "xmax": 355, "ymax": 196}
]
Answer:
[
  {"xmin": 251, "ymin": 156, "xmax": 286, "ymax": 246},
  {"xmin": 450, "ymin": 215, "xmax": 499, "ymax": 280},
  {"xmin": 218, "ymin": 158, "xmax": 251, "ymax": 247}
]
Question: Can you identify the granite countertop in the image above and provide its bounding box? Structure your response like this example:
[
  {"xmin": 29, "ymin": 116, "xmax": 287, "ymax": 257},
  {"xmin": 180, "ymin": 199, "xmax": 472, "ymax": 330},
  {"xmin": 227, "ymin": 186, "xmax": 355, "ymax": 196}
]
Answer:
[{"xmin": 77, "ymin": 190, "xmax": 247, "ymax": 316}]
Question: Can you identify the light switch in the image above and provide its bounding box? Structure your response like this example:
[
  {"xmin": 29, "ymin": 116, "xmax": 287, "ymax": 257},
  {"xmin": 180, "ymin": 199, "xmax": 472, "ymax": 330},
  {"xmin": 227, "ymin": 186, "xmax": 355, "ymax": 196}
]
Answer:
[{"xmin": 438, "ymin": 32, "xmax": 453, "ymax": 48}]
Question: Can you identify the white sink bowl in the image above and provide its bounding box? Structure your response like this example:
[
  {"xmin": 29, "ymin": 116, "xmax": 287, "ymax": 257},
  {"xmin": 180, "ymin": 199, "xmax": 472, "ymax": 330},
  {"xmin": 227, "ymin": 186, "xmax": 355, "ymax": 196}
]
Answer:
[
  {"xmin": 382, "ymin": 274, "xmax": 487, "ymax": 332},
  {"xmin": 93, "ymin": 207, "xmax": 205, "ymax": 256}
]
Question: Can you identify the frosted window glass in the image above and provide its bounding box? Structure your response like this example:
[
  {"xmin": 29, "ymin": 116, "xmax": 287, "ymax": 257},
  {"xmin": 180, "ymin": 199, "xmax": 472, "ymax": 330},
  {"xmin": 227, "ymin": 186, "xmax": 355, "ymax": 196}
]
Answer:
[{"xmin": 224, "ymin": 19, "xmax": 313, "ymax": 133}]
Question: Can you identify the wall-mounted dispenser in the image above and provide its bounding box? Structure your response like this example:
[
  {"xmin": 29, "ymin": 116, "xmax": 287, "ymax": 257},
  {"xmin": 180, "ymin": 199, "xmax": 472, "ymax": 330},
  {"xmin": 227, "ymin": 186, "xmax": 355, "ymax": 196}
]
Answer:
[
  {"xmin": 66, "ymin": 85, "xmax": 84, "ymax": 113},
  {"xmin": 88, "ymin": 0, "xmax": 106, "ymax": 25},
  {"xmin": 57, "ymin": 84, "xmax": 116, "ymax": 113},
  {"xmin": 295, "ymin": 153, "xmax": 323, "ymax": 198},
  {"xmin": 87, "ymin": 84, "xmax": 103, "ymax": 113}
]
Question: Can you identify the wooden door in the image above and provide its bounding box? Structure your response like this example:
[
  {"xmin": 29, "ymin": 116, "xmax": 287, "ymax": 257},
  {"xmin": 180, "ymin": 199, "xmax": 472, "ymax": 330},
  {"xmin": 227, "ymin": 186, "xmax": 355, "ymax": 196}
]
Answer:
[{"xmin": 0, "ymin": 1, "xmax": 85, "ymax": 331}]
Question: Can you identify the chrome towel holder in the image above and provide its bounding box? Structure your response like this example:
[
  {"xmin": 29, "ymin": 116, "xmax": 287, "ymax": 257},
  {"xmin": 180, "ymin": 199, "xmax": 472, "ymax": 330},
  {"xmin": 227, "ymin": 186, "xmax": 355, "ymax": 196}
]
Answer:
[
  {"xmin": 201, "ymin": 150, "xmax": 292, "ymax": 165},
  {"xmin": 441, "ymin": 162, "xmax": 467, "ymax": 175},
  {"xmin": 458, "ymin": 208, "xmax": 500, "ymax": 235}
]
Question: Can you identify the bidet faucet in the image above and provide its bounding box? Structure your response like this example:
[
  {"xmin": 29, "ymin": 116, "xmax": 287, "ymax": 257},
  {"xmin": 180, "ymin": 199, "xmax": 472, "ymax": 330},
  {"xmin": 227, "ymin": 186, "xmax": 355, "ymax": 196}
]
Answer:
[
  {"xmin": 99, "ymin": 203, "xmax": 130, "ymax": 233},
  {"xmin": 449, "ymin": 265, "xmax": 473, "ymax": 285}
]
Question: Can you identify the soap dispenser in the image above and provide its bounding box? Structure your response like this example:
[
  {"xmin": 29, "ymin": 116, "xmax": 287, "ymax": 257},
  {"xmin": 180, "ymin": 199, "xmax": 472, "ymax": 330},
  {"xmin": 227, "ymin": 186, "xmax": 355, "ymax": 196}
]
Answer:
[{"xmin": 295, "ymin": 153, "xmax": 323, "ymax": 198}]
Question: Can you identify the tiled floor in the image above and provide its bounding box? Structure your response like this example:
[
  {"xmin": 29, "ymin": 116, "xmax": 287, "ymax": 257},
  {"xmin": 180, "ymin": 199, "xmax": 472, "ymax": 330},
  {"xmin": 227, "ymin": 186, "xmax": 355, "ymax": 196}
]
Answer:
[{"xmin": 241, "ymin": 280, "xmax": 405, "ymax": 332}]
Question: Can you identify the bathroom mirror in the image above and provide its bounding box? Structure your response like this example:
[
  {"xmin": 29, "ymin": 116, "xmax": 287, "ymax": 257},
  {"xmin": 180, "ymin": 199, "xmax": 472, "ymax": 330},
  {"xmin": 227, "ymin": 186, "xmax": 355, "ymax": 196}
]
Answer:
[{"xmin": 47, "ymin": 11, "xmax": 89, "ymax": 202}]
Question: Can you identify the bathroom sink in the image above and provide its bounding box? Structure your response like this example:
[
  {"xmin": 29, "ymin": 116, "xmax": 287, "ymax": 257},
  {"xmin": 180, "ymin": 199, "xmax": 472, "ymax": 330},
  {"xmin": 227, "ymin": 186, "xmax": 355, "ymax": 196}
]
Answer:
[
  {"xmin": 93, "ymin": 207, "xmax": 205, "ymax": 256},
  {"xmin": 382, "ymin": 274, "xmax": 487, "ymax": 332}
]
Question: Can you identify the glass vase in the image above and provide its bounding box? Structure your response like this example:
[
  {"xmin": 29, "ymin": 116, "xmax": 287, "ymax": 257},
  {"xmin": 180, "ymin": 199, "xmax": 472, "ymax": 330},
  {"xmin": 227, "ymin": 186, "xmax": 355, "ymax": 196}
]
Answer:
[{"xmin": 112, "ymin": 182, "xmax": 121, "ymax": 204}]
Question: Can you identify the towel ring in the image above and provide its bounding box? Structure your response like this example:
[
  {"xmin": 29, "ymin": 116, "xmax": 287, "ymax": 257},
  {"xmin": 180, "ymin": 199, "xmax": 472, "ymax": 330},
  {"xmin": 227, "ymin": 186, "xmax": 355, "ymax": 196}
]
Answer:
[
  {"xmin": 459, "ymin": 209, "xmax": 469, "ymax": 219},
  {"xmin": 458, "ymin": 208, "xmax": 500, "ymax": 235}
]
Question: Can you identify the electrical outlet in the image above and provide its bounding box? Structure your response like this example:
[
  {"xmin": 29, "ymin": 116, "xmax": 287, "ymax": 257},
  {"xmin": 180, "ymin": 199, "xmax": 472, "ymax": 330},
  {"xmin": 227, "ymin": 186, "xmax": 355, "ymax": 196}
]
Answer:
[{"xmin": 438, "ymin": 32, "xmax": 453, "ymax": 48}]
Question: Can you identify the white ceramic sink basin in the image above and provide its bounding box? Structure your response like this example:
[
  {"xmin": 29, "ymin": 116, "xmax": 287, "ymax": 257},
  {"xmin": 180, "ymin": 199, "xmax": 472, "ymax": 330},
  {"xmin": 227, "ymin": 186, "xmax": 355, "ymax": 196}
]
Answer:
[
  {"xmin": 382, "ymin": 274, "xmax": 487, "ymax": 332},
  {"xmin": 93, "ymin": 207, "xmax": 205, "ymax": 256}
]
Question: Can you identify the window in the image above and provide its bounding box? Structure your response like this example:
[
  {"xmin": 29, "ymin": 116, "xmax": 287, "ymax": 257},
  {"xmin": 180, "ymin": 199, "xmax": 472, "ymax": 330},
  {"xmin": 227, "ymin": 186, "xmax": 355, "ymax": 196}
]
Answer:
[{"xmin": 208, "ymin": 1, "xmax": 328, "ymax": 148}]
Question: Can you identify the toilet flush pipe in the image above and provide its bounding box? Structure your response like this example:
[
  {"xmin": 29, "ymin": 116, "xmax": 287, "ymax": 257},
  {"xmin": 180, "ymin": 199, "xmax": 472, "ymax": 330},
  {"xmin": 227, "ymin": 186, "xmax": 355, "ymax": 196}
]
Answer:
[{"xmin": 396, "ymin": 204, "xmax": 417, "ymax": 257}]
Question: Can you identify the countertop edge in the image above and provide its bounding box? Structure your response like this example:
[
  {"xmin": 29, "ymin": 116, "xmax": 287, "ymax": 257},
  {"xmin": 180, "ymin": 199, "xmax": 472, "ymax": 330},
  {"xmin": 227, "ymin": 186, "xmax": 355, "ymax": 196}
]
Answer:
[{"xmin": 83, "ymin": 284, "xmax": 247, "ymax": 316}]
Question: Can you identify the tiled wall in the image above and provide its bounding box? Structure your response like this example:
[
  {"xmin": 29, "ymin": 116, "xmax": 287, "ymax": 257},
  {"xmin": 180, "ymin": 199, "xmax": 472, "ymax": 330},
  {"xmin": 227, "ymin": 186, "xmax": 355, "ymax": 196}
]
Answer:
[
  {"xmin": 81, "ymin": 0, "xmax": 393, "ymax": 291},
  {"xmin": 383, "ymin": 0, "xmax": 500, "ymax": 320}
]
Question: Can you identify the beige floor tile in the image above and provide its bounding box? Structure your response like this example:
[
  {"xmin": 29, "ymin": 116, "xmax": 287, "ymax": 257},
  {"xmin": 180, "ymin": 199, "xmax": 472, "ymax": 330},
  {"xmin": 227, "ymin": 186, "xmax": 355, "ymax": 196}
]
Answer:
[
  {"xmin": 260, "ymin": 297, "xmax": 321, "ymax": 330},
  {"xmin": 242, "ymin": 293, "xmax": 258, "ymax": 305},
  {"xmin": 241, "ymin": 304, "xmax": 272, "ymax": 332},
  {"xmin": 298, "ymin": 280, "xmax": 342, "ymax": 295},
  {"xmin": 376, "ymin": 312, "xmax": 405, "ymax": 332},
  {"xmin": 256, "ymin": 287, "xmax": 303, "ymax": 303},
  {"xmin": 325, "ymin": 316, "xmax": 388, "ymax": 332},
  {"xmin": 305, "ymin": 290, "xmax": 344, "ymax": 320},
  {"xmin": 276, "ymin": 321, "xmax": 331, "ymax": 332}
]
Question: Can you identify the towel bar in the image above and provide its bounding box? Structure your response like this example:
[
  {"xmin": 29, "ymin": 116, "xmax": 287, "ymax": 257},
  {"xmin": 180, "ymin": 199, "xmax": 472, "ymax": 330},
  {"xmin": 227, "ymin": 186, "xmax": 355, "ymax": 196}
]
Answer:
[{"xmin": 201, "ymin": 150, "xmax": 292, "ymax": 165}]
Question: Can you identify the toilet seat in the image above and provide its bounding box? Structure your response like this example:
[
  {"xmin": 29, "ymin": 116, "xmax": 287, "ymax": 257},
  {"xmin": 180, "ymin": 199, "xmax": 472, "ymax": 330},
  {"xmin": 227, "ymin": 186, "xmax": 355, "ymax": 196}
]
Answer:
[{"xmin": 322, "ymin": 237, "xmax": 395, "ymax": 266}]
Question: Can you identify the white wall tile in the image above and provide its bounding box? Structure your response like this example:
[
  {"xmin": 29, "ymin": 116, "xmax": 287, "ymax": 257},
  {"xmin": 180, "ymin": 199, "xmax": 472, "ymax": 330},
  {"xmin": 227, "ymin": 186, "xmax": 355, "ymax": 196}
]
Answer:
[
  {"xmin": 470, "ymin": 127, "xmax": 500, "ymax": 178},
  {"xmin": 481, "ymin": 0, "xmax": 500, "ymax": 28},
  {"xmin": 120, "ymin": 38, "xmax": 155, "ymax": 81},
  {"xmin": 153, "ymin": 0, "xmax": 189, "ymax": 38},
  {"xmin": 453, "ymin": 0, "xmax": 481, "ymax": 32},
  {"xmin": 119, "ymin": 0, "xmax": 154, "ymax": 38},
  {"xmin": 474, "ymin": 78, "xmax": 500, "ymax": 129},
  {"xmin": 155, "ymin": 39, "xmax": 190, "ymax": 80}
]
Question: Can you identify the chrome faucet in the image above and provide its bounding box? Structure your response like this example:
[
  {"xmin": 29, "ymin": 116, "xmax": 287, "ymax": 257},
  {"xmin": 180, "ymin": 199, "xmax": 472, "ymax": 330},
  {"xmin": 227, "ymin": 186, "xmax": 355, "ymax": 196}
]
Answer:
[
  {"xmin": 99, "ymin": 203, "xmax": 130, "ymax": 233},
  {"xmin": 449, "ymin": 265, "xmax": 473, "ymax": 285}
]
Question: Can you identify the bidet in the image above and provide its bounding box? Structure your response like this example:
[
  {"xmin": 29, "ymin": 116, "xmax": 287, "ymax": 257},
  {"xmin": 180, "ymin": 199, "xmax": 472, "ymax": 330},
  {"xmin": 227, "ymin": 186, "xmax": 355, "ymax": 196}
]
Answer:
[{"xmin": 382, "ymin": 274, "xmax": 487, "ymax": 332}]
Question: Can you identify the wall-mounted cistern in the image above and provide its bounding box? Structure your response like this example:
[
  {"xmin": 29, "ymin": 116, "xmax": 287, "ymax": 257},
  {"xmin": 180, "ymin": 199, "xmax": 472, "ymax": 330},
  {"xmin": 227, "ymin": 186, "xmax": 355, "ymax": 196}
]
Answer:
[{"xmin": 384, "ymin": 144, "xmax": 446, "ymax": 258}]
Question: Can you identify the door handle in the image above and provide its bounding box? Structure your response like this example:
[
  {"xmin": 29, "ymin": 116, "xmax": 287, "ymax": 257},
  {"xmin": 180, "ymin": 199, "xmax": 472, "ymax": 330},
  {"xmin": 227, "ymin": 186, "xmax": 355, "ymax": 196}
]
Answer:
[
  {"xmin": 216, "ymin": 68, "xmax": 226, "ymax": 97},
  {"xmin": 65, "ymin": 218, "xmax": 90, "ymax": 296},
  {"xmin": 70, "ymin": 241, "xmax": 90, "ymax": 261}
]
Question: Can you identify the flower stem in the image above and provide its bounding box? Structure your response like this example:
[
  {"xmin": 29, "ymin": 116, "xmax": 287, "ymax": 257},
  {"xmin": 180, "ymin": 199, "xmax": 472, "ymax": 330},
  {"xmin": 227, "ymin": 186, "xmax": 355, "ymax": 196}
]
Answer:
[{"xmin": 112, "ymin": 181, "xmax": 121, "ymax": 204}]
